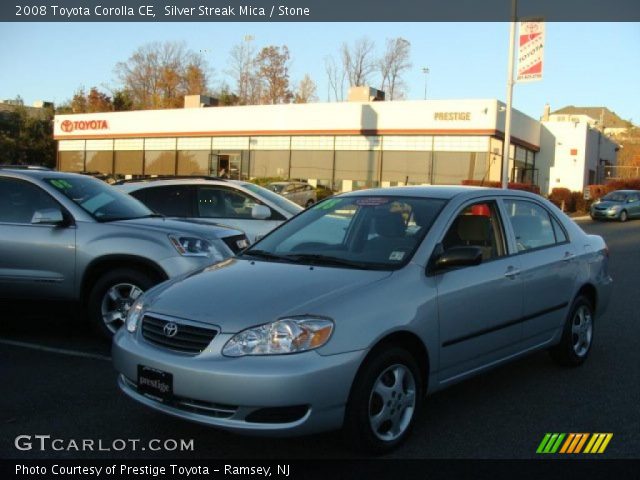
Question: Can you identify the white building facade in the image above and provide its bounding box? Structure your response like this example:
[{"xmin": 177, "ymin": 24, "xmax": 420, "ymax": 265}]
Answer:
[{"xmin": 53, "ymin": 98, "xmax": 612, "ymax": 195}]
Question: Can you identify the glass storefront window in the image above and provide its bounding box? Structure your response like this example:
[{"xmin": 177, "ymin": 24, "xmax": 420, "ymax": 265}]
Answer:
[
  {"xmin": 85, "ymin": 151, "xmax": 113, "ymax": 174},
  {"xmin": 177, "ymin": 150, "xmax": 209, "ymax": 175},
  {"xmin": 144, "ymin": 151, "xmax": 175, "ymax": 175},
  {"xmin": 249, "ymin": 151, "xmax": 289, "ymax": 180},
  {"xmin": 381, "ymin": 151, "xmax": 431, "ymax": 185},
  {"xmin": 114, "ymin": 151, "xmax": 143, "ymax": 175},
  {"xmin": 58, "ymin": 151, "xmax": 84, "ymax": 172},
  {"xmin": 432, "ymin": 152, "xmax": 489, "ymax": 185},
  {"xmin": 334, "ymin": 150, "xmax": 381, "ymax": 191}
]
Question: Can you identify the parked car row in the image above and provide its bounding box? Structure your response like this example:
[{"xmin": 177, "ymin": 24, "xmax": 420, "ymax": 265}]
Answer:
[{"xmin": 0, "ymin": 167, "xmax": 614, "ymax": 453}]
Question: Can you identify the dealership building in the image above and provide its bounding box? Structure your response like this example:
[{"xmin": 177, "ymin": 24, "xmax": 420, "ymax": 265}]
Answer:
[{"xmin": 53, "ymin": 96, "xmax": 617, "ymax": 195}]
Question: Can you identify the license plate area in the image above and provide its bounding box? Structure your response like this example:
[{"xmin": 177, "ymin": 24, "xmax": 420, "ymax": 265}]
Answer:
[{"xmin": 137, "ymin": 365, "xmax": 173, "ymax": 401}]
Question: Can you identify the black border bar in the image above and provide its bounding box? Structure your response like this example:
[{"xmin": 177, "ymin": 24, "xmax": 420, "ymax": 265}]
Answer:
[
  {"xmin": 3, "ymin": 459, "xmax": 640, "ymax": 480},
  {"xmin": 3, "ymin": 0, "xmax": 640, "ymax": 22}
]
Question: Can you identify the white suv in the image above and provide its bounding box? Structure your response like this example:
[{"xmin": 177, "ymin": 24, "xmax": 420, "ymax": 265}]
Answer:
[{"xmin": 116, "ymin": 178, "xmax": 303, "ymax": 244}]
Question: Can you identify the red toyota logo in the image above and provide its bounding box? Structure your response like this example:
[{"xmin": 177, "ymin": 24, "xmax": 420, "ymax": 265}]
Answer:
[{"xmin": 61, "ymin": 120, "xmax": 74, "ymax": 133}]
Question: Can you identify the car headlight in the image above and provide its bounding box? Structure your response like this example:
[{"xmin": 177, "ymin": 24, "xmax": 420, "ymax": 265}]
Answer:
[
  {"xmin": 222, "ymin": 317, "xmax": 334, "ymax": 357},
  {"xmin": 125, "ymin": 296, "xmax": 145, "ymax": 333},
  {"xmin": 169, "ymin": 234, "xmax": 222, "ymax": 260},
  {"xmin": 608, "ymin": 205, "xmax": 620, "ymax": 212}
]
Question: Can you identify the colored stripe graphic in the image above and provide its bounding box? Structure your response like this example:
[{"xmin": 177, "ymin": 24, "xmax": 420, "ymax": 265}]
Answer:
[
  {"xmin": 537, "ymin": 433, "xmax": 565, "ymax": 454},
  {"xmin": 538, "ymin": 433, "xmax": 613, "ymax": 454},
  {"xmin": 584, "ymin": 433, "xmax": 614, "ymax": 454}
]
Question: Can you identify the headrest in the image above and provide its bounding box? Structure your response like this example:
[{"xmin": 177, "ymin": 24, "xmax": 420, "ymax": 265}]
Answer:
[
  {"xmin": 374, "ymin": 210, "xmax": 406, "ymax": 238},
  {"xmin": 457, "ymin": 215, "xmax": 491, "ymax": 243}
]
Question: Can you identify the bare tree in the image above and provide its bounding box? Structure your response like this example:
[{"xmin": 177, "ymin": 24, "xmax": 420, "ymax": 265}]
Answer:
[
  {"xmin": 379, "ymin": 38, "xmax": 412, "ymax": 100},
  {"xmin": 255, "ymin": 45, "xmax": 292, "ymax": 104},
  {"xmin": 294, "ymin": 74, "xmax": 318, "ymax": 103},
  {"xmin": 227, "ymin": 36, "xmax": 261, "ymax": 105},
  {"xmin": 341, "ymin": 37, "xmax": 377, "ymax": 87},
  {"xmin": 115, "ymin": 41, "xmax": 210, "ymax": 109},
  {"xmin": 324, "ymin": 55, "xmax": 346, "ymax": 102}
]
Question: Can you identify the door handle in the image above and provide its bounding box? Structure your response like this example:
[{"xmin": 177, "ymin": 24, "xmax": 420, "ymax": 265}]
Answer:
[
  {"xmin": 504, "ymin": 267, "xmax": 521, "ymax": 279},
  {"xmin": 563, "ymin": 252, "xmax": 575, "ymax": 262}
]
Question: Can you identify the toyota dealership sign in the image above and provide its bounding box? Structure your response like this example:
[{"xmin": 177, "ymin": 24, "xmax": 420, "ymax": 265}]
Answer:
[{"xmin": 517, "ymin": 20, "xmax": 545, "ymax": 82}]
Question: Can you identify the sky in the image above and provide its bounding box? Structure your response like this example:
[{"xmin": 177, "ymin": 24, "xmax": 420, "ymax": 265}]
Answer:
[{"xmin": 1, "ymin": 22, "xmax": 639, "ymax": 122}]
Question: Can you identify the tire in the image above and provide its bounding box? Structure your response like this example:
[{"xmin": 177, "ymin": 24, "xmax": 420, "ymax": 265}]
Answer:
[
  {"xmin": 549, "ymin": 295, "xmax": 594, "ymax": 367},
  {"xmin": 87, "ymin": 268, "xmax": 157, "ymax": 338},
  {"xmin": 619, "ymin": 210, "xmax": 628, "ymax": 222},
  {"xmin": 343, "ymin": 346, "xmax": 422, "ymax": 454},
  {"xmin": 305, "ymin": 199, "xmax": 315, "ymax": 208}
]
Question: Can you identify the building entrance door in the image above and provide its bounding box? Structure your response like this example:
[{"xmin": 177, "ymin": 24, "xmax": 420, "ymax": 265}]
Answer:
[{"xmin": 211, "ymin": 153, "xmax": 241, "ymax": 179}]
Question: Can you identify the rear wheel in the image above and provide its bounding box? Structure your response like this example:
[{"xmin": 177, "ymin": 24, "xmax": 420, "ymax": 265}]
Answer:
[
  {"xmin": 87, "ymin": 268, "xmax": 157, "ymax": 338},
  {"xmin": 550, "ymin": 295, "xmax": 594, "ymax": 367},
  {"xmin": 343, "ymin": 347, "xmax": 422, "ymax": 454}
]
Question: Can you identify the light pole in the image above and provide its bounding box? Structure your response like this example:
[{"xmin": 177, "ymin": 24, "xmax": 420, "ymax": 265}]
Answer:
[{"xmin": 422, "ymin": 67, "xmax": 429, "ymax": 100}]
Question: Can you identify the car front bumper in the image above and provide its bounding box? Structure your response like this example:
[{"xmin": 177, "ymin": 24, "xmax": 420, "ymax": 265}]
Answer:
[
  {"xmin": 112, "ymin": 329, "xmax": 365, "ymax": 436},
  {"xmin": 590, "ymin": 208, "xmax": 620, "ymax": 220}
]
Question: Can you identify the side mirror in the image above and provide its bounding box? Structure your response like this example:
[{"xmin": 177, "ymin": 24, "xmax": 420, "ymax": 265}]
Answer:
[
  {"xmin": 433, "ymin": 246, "xmax": 483, "ymax": 271},
  {"xmin": 252, "ymin": 204, "xmax": 271, "ymax": 220},
  {"xmin": 31, "ymin": 208, "xmax": 65, "ymax": 226}
]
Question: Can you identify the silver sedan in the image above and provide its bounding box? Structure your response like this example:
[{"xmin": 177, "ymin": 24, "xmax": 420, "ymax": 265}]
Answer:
[{"xmin": 113, "ymin": 186, "xmax": 612, "ymax": 453}]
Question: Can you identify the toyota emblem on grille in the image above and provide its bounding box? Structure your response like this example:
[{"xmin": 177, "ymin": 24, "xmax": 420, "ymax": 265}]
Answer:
[{"xmin": 163, "ymin": 322, "xmax": 179, "ymax": 338}]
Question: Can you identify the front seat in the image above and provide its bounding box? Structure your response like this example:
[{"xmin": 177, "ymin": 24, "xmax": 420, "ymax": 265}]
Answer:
[{"xmin": 455, "ymin": 215, "xmax": 494, "ymax": 260}]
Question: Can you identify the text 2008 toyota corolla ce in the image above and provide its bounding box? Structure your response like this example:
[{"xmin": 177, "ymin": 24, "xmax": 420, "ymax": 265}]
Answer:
[{"xmin": 113, "ymin": 186, "xmax": 612, "ymax": 453}]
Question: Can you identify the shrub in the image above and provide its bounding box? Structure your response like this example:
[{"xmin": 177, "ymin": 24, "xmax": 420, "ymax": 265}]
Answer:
[
  {"xmin": 604, "ymin": 178, "xmax": 640, "ymax": 192},
  {"xmin": 588, "ymin": 184, "xmax": 607, "ymax": 200},
  {"xmin": 548, "ymin": 188, "xmax": 572, "ymax": 210}
]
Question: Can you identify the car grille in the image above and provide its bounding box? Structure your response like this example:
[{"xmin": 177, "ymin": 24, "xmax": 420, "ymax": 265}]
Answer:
[
  {"xmin": 122, "ymin": 376, "xmax": 237, "ymax": 418},
  {"xmin": 222, "ymin": 234, "xmax": 250, "ymax": 254},
  {"xmin": 141, "ymin": 315, "xmax": 217, "ymax": 354}
]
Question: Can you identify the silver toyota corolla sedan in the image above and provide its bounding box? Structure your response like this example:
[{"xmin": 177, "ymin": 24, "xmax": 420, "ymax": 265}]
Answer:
[{"xmin": 113, "ymin": 186, "xmax": 612, "ymax": 453}]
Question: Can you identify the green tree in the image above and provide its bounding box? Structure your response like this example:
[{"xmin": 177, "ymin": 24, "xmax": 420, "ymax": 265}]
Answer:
[{"xmin": 0, "ymin": 105, "xmax": 56, "ymax": 167}]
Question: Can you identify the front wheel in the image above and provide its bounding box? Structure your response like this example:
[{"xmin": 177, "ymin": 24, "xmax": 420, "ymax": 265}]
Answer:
[
  {"xmin": 305, "ymin": 199, "xmax": 315, "ymax": 208},
  {"xmin": 619, "ymin": 210, "xmax": 628, "ymax": 222},
  {"xmin": 343, "ymin": 347, "xmax": 422, "ymax": 454},
  {"xmin": 87, "ymin": 268, "xmax": 157, "ymax": 338},
  {"xmin": 550, "ymin": 295, "xmax": 594, "ymax": 367}
]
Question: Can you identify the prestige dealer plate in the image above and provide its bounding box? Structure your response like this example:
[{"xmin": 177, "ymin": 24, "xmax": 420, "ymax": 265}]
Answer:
[{"xmin": 137, "ymin": 365, "xmax": 173, "ymax": 400}]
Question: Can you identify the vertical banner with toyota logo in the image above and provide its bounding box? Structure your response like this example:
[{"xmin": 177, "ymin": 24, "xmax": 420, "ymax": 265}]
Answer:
[{"xmin": 517, "ymin": 20, "xmax": 545, "ymax": 82}]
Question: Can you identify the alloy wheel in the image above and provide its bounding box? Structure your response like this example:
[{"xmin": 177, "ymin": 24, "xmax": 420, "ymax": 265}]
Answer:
[
  {"xmin": 368, "ymin": 364, "xmax": 417, "ymax": 442},
  {"xmin": 100, "ymin": 283, "xmax": 144, "ymax": 334},
  {"xmin": 571, "ymin": 304, "xmax": 593, "ymax": 357}
]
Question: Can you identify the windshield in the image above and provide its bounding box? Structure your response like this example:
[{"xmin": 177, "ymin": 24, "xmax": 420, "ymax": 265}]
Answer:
[
  {"xmin": 602, "ymin": 192, "xmax": 627, "ymax": 202},
  {"xmin": 241, "ymin": 195, "xmax": 446, "ymax": 270},
  {"xmin": 46, "ymin": 176, "xmax": 153, "ymax": 222},
  {"xmin": 240, "ymin": 182, "xmax": 303, "ymax": 216},
  {"xmin": 267, "ymin": 183, "xmax": 286, "ymax": 193}
]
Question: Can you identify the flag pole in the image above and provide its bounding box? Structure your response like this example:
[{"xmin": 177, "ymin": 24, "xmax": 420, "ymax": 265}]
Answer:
[{"xmin": 502, "ymin": 0, "xmax": 517, "ymax": 189}]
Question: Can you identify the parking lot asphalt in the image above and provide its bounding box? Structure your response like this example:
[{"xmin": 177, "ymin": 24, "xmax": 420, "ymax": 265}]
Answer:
[{"xmin": 1, "ymin": 219, "xmax": 638, "ymax": 459}]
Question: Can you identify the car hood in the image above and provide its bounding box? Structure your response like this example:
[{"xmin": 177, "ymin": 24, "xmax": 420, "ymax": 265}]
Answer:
[
  {"xmin": 593, "ymin": 200, "xmax": 623, "ymax": 209},
  {"xmin": 113, "ymin": 217, "xmax": 243, "ymax": 238},
  {"xmin": 144, "ymin": 258, "xmax": 393, "ymax": 332}
]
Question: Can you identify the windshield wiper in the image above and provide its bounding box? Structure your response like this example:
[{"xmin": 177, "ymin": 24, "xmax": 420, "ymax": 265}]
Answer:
[
  {"xmin": 283, "ymin": 253, "xmax": 374, "ymax": 269},
  {"xmin": 241, "ymin": 249, "xmax": 296, "ymax": 262}
]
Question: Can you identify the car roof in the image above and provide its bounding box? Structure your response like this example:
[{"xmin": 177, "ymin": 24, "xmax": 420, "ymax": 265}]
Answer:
[
  {"xmin": 0, "ymin": 169, "xmax": 94, "ymax": 180},
  {"xmin": 116, "ymin": 178, "xmax": 231, "ymax": 192},
  {"xmin": 608, "ymin": 189, "xmax": 640, "ymax": 194},
  {"xmin": 341, "ymin": 185, "xmax": 505, "ymax": 200}
]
